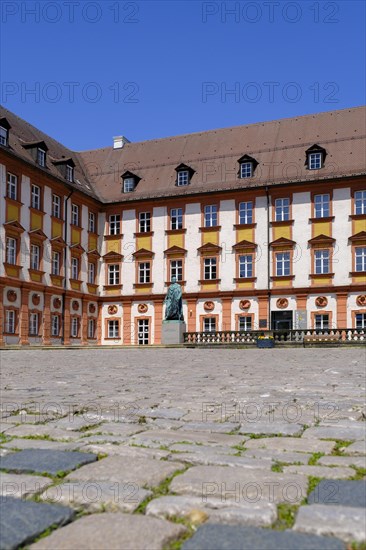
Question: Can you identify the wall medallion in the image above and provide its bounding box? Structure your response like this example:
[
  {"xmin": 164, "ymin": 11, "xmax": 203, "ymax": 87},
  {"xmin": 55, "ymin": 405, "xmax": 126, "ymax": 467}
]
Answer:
[
  {"xmin": 276, "ymin": 298, "xmax": 289, "ymax": 309},
  {"xmin": 315, "ymin": 296, "xmax": 328, "ymax": 308},
  {"xmin": 72, "ymin": 300, "xmax": 80, "ymax": 311},
  {"xmin": 356, "ymin": 295, "xmax": 366, "ymax": 307},
  {"xmin": 203, "ymin": 301, "xmax": 215, "ymax": 312},
  {"xmin": 7, "ymin": 290, "xmax": 17, "ymax": 303},
  {"xmin": 108, "ymin": 305, "xmax": 118, "ymax": 315},
  {"xmin": 32, "ymin": 293, "xmax": 41, "ymax": 306},
  {"xmin": 239, "ymin": 300, "xmax": 250, "ymax": 310},
  {"xmin": 53, "ymin": 297, "xmax": 61, "ymax": 309},
  {"xmin": 138, "ymin": 303, "xmax": 148, "ymax": 314},
  {"xmin": 89, "ymin": 303, "xmax": 96, "ymax": 314}
]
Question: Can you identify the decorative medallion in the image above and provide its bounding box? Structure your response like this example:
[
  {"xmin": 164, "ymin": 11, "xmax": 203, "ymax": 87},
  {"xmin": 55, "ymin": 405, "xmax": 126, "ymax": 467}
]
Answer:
[
  {"xmin": 276, "ymin": 298, "xmax": 289, "ymax": 309},
  {"xmin": 138, "ymin": 303, "xmax": 148, "ymax": 314},
  {"xmin": 204, "ymin": 301, "xmax": 215, "ymax": 312},
  {"xmin": 89, "ymin": 303, "xmax": 96, "ymax": 314},
  {"xmin": 356, "ymin": 295, "xmax": 366, "ymax": 307},
  {"xmin": 72, "ymin": 300, "xmax": 79, "ymax": 311},
  {"xmin": 32, "ymin": 293, "xmax": 41, "ymax": 306},
  {"xmin": 239, "ymin": 300, "xmax": 250, "ymax": 310},
  {"xmin": 53, "ymin": 297, "xmax": 62, "ymax": 309},
  {"xmin": 7, "ymin": 290, "xmax": 17, "ymax": 303},
  {"xmin": 108, "ymin": 305, "xmax": 118, "ymax": 315},
  {"xmin": 315, "ymin": 296, "xmax": 328, "ymax": 308}
]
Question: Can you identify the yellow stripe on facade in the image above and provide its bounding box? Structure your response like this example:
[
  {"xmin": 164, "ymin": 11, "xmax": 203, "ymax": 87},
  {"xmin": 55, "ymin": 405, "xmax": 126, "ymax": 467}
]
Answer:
[
  {"xmin": 168, "ymin": 233, "xmax": 184, "ymax": 248},
  {"xmin": 312, "ymin": 221, "xmax": 331, "ymax": 237}
]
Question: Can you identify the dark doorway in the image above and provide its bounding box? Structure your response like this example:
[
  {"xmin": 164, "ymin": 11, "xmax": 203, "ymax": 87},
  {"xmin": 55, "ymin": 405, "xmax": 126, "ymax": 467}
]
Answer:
[{"xmin": 271, "ymin": 311, "xmax": 293, "ymax": 330}]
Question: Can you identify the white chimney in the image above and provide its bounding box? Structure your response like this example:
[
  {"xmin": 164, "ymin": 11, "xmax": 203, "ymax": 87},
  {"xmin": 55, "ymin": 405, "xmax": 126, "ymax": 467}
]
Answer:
[{"xmin": 113, "ymin": 136, "xmax": 130, "ymax": 149}]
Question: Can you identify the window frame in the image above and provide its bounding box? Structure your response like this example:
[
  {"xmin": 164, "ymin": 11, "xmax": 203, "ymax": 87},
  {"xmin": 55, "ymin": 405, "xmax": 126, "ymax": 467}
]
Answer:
[
  {"xmin": 109, "ymin": 214, "xmax": 121, "ymax": 236},
  {"xmin": 274, "ymin": 197, "xmax": 290, "ymax": 222},
  {"xmin": 204, "ymin": 257, "xmax": 217, "ymax": 280},
  {"xmin": 88, "ymin": 211, "xmax": 96, "ymax": 233},
  {"xmin": 170, "ymin": 259, "xmax": 183, "ymax": 282},
  {"xmin": 355, "ymin": 312, "xmax": 366, "ymax": 329},
  {"xmin": 70, "ymin": 317, "xmax": 80, "ymax": 338},
  {"xmin": 238, "ymin": 315, "xmax": 252, "ymax": 331},
  {"xmin": 314, "ymin": 313, "xmax": 330, "ymax": 330},
  {"xmin": 88, "ymin": 318, "xmax": 96, "ymax": 339},
  {"xmin": 355, "ymin": 247, "xmax": 366, "ymax": 272},
  {"xmin": 108, "ymin": 319, "xmax": 119, "ymax": 339},
  {"xmin": 238, "ymin": 201, "xmax": 253, "ymax": 225},
  {"xmin": 239, "ymin": 254, "xmax": 253, "ymax": 278},
  {"xmin": 170, "ymin": 207, "xmax": 183, "ymax": 230},
  {"xmin": 204, "ymin": 204, "xmax": 218, "ymax": 228},
  {"xmin": 51, "ymin": 315, "xmax": 60, "ymax": 337},
  {"xmin": 5, "ymin": 309, "xmax": 16, "ymax": 334},
  {"xmin": 30, "ymin": 243, "xmax": 41, "ymax": 271},
  {"xmin": 275, "ymin": 251, "xmax": 291, "ymax": 277},
  {"xmin": 314, "ymin": 193, "xmax": 330, "ymax": 219},
  {"xmin": 37, "ymin": 148, "xmax": 46, "ymax": 167},
  {"xmin": 0, "ymin": 125, "xmax": 8, "ymax": 146},
  {"xmin": 203, "ymin": 317, "xmax": 216, "ymax": 333},
  {"xmin": 108, "ymin": 264, "xmax": 120, "ymax": 286},
  {"xmin": 6, "ymin": 236, "xmax": 17, "ymax": 265},
  {"xmin": 240, "ymin": 162, "xmax": 253, "ymax": 179},
  {"xmin": 309, "ymin": 152, "xmax": 323, "ymax": 170},
  {"xmin": 139, "ymin": 211, "xmax": 151, "ymax": 233},
  {"xmin": 71, "ymin": 256, "xmax": 79, "ymax": 280},
  {"xmin": 66, "ymin": 164, "xmax": 74, "ymax": 182},
  {"xmin": 71, "ymin": 203, "xmax": 79, "ymax": 226},
  {"xmin": 123, "ymin": 177, "xmax": 135, "ymax": 193},
  {"xmin": 52, "ymin": 194, "xmax": 62, "ymax": 218},
  {"xmin": 354, "ymin": 190, "xmax": 366, "ymax": 215},
  {"xmin": 7, "ymin": 173, "xmax": 18, "ymax": 201},
  {"xmin": 314, "ymin": 249, "xmax": 330, "ymax": 275},
  {"xmin": 31, "ymin": 184, "xmax": 41, "ymax": 210},
  {"xmin": 88, "ymin": 262, "xmax": 96, "ymax": 284},
  {"xmin": 29, "ymin": 312, "xmax": 39, "ymax": 336},
  {"xmin": 138, "ymin": 261, "xmax": 151, "ymax": 284}
]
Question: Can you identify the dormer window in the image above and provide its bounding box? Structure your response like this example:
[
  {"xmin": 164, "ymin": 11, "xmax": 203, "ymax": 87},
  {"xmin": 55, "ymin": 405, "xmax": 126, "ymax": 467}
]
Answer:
[
  {"xmin": 238, "ymin": 155, "xmax": 258, "ymax": 179},
  {"xmin": 121, "ymin": 171, "xmax": 140, "ymax": 193},
  {"xmin": 175, "ymin": 164, "xmax": 195, "ymax": 187},
  {"xmin": 305, "ymin": 144, "xmax": 326, "ymax": 170},
  {"xmin": 23, "ymin": 140, "xmax": 48, "ymax": 167},
  {"xmin": 66, "ymin": 164, "xmax": 74, "ymax": 182},
  {"xmin": 37, "ymin": 148, "xmax": 46, "ymax": 167},
  {"xmin": 0, "ymin": 118, "xmax": 11, "ymax": 147},
  {"xmin": 53, "ymin": 158, "xmax": 75, "ymax": 182}
]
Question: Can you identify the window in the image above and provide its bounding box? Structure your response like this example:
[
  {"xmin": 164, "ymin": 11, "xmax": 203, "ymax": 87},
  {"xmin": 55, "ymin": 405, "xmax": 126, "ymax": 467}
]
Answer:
[
  {"xmin": 355, "ymin": 191, "xmax": 366, "ymax": 215},
  {"xmin": 123, "ymin": 177, "xmax": 135, "ymax": 193},
  {"xmin": 170, "ymin": 259, "xmax": 183, "ymax": 281},
  {"xmin": 177, "ymin": 170, "xmax": 189, "ymax": 186},
  {"xmin": 109, "ymin": 214, "xmax": 121, "ymax": 235},
  {"xmin": 7, "ymin": 173, "xmax": 17, "ymax": 200},
  {"xmin": 355, "ymin": 247, "xmax": 366, "ymax": 272},
  {"xmin": 71, "ymin": 257, "xmax": 79, "ymax": 280},
  {"xmin": 37, "ymin": 148, "xmax": 46, "ymax": 167},
  {"xmin": 29, "ymin": 313, "xmax": 39, "ymax": 336},
  {"xmin": 6, "ymin": 237, "xmax": 16, "ymax": 265},
  {"xmin": 204, "ymin": 257, "xmax": 217, "ymax": 280},
  {"xmin": 239, "ymin": 255, "xmax": 253, "ymax": 278},
  {"xmin": 88, "ymin": 212, "xmax": 96, "ymax": 233},
  {"xmin": 31, "ymin": 184, "xmax": 41, "ymax": 210},
  {"xmin": 108, "ymin": 320, "xmax": 119, "ymax": 338},
  {"xmin": 51, "ymin": 315, "xmax": 60, "ymax": 337},
  {"xmin": 355, "ymin": 313, "xmax": 366, "ymax": 329},
  {"xmin": 5, "ymin": 310, "xmax": 15, "ymax": 334},
  {"xmin": 0, "ymin": 125, "xmax": 8, "ymax": 146},
  {"xmin": 239, "ymin": 316, "xmax": 252, "ymax": 331},
  {"xmin": 315, "ymin": 249, "xmax": 330, "ymax": 274},
  {"xmin": 30, "ymin": 244, "xmax": 40, "ymax": 270},
  {"xmin": 204, "ymin": 318, "xmax": 216, "ymax": 332},
  {"xmin": 88, "ymin": 262, "xmax": 96, "ymax": 284},
  {"xmin": 204, "ymin": 205, "xmax": 218, "ymax": 227},
  {"xmin": 309, "ymin": 152, "xmax": 322, "ymax": 170},
  {"xmin": 71, "ymin": 204, "xmax": 79, "ymax": 226},
  {"xmin": 275, "ymin": 198, "xmax": 290, "ymax": 222},
  {"xmin": 239, "ymin": 201, "xmax": 253, "ymax": 224},
  {"xmin": 276, "ymin": 252, "xmax": 290, "ymax": 276},
  {"xmin": 71, "ymin": 317, "xmax": 79, "ymax": 338},
  {"xmin": 52, "ymin": 251, "xmax": 61, "ymax": 275},
  {"xmin": 52, "ymin": 194, "xmax": 61, "ymax": 218},
  {"xmin": 108, "ymin": 264, "xmax": 120, "ymax": 285},
  {"xmin": 88, "ymin": 319, "xmax": 96, "ymax": 339},
  {"xmin": 315, "ymin": 314, "xmax": 329, "ymax": 330},
  {"xmin": 139, "ymin": 262, "xmax": 151, "ymax": 284},
  {"xmin": 314, "ymin": 194, "xmax": 330, "ymax": 218},
  {"xmin": 139, "ymin": 212, "xmax": 151, "ymax": 233},
  {"xmin": 171, "ymin": 208, "xmax": 183, "ymax": 230},
  {"xmin": 66, "ymin": 165, "xmax": 74, "ymax": 182},
  {"xmin": 240, "ymin": 162, "xmax": 253, "ymax": 178}
]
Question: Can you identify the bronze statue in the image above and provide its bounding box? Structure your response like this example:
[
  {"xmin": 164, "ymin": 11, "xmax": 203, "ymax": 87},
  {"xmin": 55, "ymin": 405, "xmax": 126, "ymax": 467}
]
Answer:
[{"xmin": 164, "ymin": 277, "xmax": 184, "ymax": 321}]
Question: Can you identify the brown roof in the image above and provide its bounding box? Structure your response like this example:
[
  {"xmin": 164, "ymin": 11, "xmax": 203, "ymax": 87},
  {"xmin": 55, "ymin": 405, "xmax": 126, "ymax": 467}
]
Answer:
[{"xmin": 1, "ymin": 105, "xmax": 365, "ymax": 204}]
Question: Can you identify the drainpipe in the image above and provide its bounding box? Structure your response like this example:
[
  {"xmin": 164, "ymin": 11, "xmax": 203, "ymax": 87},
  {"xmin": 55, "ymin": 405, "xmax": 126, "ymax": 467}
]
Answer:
[
  {"xmin": 265, "ymin": 186, "xmax": 271, "ymax": 330},
  {"xmin": 61, "ymin": 190, "xmax": 74, "ymax": 344}
]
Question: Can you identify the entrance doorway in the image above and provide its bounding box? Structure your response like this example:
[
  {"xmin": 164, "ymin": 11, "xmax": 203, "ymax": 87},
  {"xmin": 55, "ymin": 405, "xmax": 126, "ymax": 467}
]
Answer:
[
  {"xmin": 138, "ymin": 319, "xmax": 149, "ymax": 345},
  {"xmin": 271, "ymin": 311, "xmax": 293, "ymax": 330}
]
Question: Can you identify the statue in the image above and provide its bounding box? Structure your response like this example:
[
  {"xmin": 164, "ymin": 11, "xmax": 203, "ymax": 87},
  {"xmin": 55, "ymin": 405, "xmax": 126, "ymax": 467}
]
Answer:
[{"xmin": 164, "ymin": 277, "xmax": 184, "ymax": 321}]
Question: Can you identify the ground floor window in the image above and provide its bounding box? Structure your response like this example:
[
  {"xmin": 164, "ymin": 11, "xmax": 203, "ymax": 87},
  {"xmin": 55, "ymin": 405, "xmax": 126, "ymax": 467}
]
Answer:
[
  {"xmin": 138, "ymin": 319, "xmax": 149, "ymax": 345},
  {"xmin": 51, "ymin": 315, "xmax": 60, "ymax": 337},
  {"xmin": 204, "ymin": 317, "xmax": 216, "ymax": 332},
  {"xmin": 29, "ymin": 313, "xmax": 39, "ymax": 335},
  {"xmin": 71, "ymin": 317, "xmax": 79, "ymax": 338},
  {"xmin": 88, "ymin": 319, "xmax": 96, "ymax": 339},
  {"xmin": 355, "ymin": 313, "xmax": 366, "ymax": 329},
  {"xmin": 239, "ymin": 316, "xmax": 252, "ymax": 331},
  {"xmin": 314, "ymin": 314, "xmax": 329, "ymax": 330},
  {"xmin": 108, "ymin": 320, "xmax": 119, "ymax": 339},
  {"xmin": 5, "ymin": 310, "xmax": 16, "ymax": 334}
]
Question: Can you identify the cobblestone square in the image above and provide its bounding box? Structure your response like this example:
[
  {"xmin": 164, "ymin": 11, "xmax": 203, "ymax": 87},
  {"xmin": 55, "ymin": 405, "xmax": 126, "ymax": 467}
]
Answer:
[{"xmin": 0, "ymin": 348, "xmax": 365, "ymax": 549}]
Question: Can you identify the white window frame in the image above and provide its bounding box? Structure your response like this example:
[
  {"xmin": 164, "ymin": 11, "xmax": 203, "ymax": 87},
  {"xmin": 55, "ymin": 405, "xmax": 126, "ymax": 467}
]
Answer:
[
  {"xmin": 315, "ymin": 249, "xmax": 330, "ymax": 274},
  {"xmin": 71, "ymin": 204, "xmax": 79, "ymax": 226},
  {"xmin": 171, "ymin": 208, "xmax": 183, "ymax": 230},
  {"xmin": 355, "ymin": 190, "xmax": 366, "ymax": 215},
  {"xmin": 88, "ymin": 211, "xmax": 96, "ymax": 233},
  {"xmin": 170, "ymin": 259, "xmax": 183, "ymax": 282},
  {"xmin": 51, "ymin": 251, "xmax": 60, "ymax": 275},
  {"xmin": 51, "ymin": 315, "xmax": 60, "ymax": 337},
  {"xmin": 139, "ymin": 262, "xmax": 151, "ymax": 284},
  {"xmin": 0, "ymin": 126, "xmax": 8, "ymax": 146},
  {"xmin": 30, "ymin": 244, "xmax": 40, "ymax": 270},
  {"xmin": 6, "ymin": 237, "xmax": 16, "ymax": 265},
  {"xmin": 66, "ymin": 165, "xmax": 74, "ymax": 182},
  {"xmin": 355, "ymin": 247, "xmax": 366, "ymax": 272},
  {"xmin": 204, "ymin": 205, "xmax": 218, "ymax": 227},
  {"xmin": 5, "ymin": 310, "xmax": 15, "ymax": 334},
  {"xmin": 275, "ymin": 198, "xmax": 290, "ymax": 222},
  {"xmin": 29, "ymin": 313, "xmax": 39, "ymax": 336},
  {"xmin": 177, "ymin": 170, "xmax": 189, "ymax": 186},
  {"xmin": 88, "ymin": 318, "xmax": 96, "ymax": 339},
  {"xmin": 239, "ymin": 255, "xmax": 253, "ymax": 278},
  {"xmin": 88, "ymin": 262, "xmax": 95, "ymax": 284},
  {"xmin": 315, "ymin": 314, "xmax": 329, "ymax": 330},
  {"xmin": 108, "ymin": 320, "xmax": 119, "ymax": 339},
  {"xmin": 240, "ymin": 162, "xmax": 253, "ymax": 178},
  {"xmin": 52, "ymin": 194, "xmax": 61, "ymax": 218},
  {"xmin": 204, "ymin": 257, "xmax": 217, "ymax": 280},
  {"xmin": 139, "ymin": 212, "xmax": 151, "ymax": 233},
  {"xmin": 109, "ymin": 214, "xmax": 121, "ymax": 235},
  {"xmin": 37, "ymin": 148, "xmax": 46, "ymax": 167},
  {"xmin": 7, "ymin": 173, "xmax": 17, "ymax": 200},
  {"xmin": 71, "ymin": 317, "xmax": 79, "ymax": 338},
  {"xmin": 204, "ymin": 317, "xmax": 216, "ymax": 332},
  {"xmin": 309, "ymin": 152, "xmax": 322, "ymax": 170},
  {"xmin": 276, "ymin": 252, "xmax": 291, "ymax": 276},
  {"xmin": 71, "ymin": 257, "xmax": 79, "ymax": 280},
  {"xmin": 239, "ymin": 201, "xmax": 253, "ymax": 224},
  {"xmin": 108, "ymin": 264, "xmax": 120, "ymax": 285},
  {"xmin": 239, "ymin": 316, "xmax": 252, "ymax": 331},
  {"xmin": 314, "ymin": 194, "xmax": 330, "ymax": 218},
  {"xmin": 355, "ymin": 313, "xmax": 366, "ymax": 329},
  {"xmin": 31, "ymin": 184, "xmax": 41, "ymax": 210},
  {"xmin": 123, "ymin": 177, "xmax": 135, "ymax": 193}
]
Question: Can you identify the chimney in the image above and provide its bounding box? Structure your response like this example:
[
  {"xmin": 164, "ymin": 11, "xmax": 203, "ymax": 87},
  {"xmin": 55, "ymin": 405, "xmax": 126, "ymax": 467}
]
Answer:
[{"xmin": 113, "ymin": 136, "xmax": 130, "ymax": 149}]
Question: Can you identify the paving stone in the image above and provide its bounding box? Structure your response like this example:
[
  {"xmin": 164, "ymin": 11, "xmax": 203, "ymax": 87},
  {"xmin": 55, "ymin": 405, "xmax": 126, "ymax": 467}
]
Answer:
[
  {"xmin": 170, "ymin": 465, "xmax": 308, "ymax": 504},
  {"xmin": 0, "ymin": 449, "xmax": 97, "ymax": 476},
  {"xmin": 294, "ymin": 504, "xmax": 365, "ymax": 543},
  {"xmin": 78, "ymin": 443, "xmax": 170, "ymax": 459},
  {"xmin": 5, "ymin": 424, "xmax": 83, "ymax": 441},
  {"xmin": 40, "ymin": 480, "xmax": 151, "ymax": 512},
  {"xmin": 1, "ymin": 438, "xmax": 82, "ymax": 451},
  {"xmin": 283, "ymin": 465, "xmax": 355, "ymax": 479},
  {"xmin": 146, "ymin": 495, "xmax": 277, "ymax": 527},
  {"xmin": 49, "ymin": 416, "xmax": 101, "ymax": 431},
  {"xmin": 0, "ymin": 472, "xmax": 53, "ymax": 498},
  {"xmin": 170, "ymin": 443, "xmax": 236, "ymax": 455},
  {"xmin": 87, "ymin": 423, "xmax": 145, "ymax": 437},
  {"xmin": 182, "ymin": 524, "xmax": 345, "ymax": 549},
  {"xmin": 245, "ymin": 437, "xmax": 336, "ymax": 453},
  {"xmin": 131, "ymin": 430, "xmax": 246, "ymax": 448},
  {"xmin": 243, "ymin": 449, "xmax": 312, "ymax": 464},
  {"xmin": 178, "ymin": 422, "xmax": 239, "ymax": 434},
  {"xmin": 302, "ymin": 426, "xmax": 366, "ymax": 441},
  {"xmin": 66, "ymin": 455, "xmax": 184, "ymax": 487},
  {"xmin": 345, "ymin": 440, "xmax": 366, "ymax": 455},
  {"xmin": 307, "ymin": 480, "xmax": 366, "ymax": 508},
  {"xmin": 0, "ymin": 449, "xmax": 12, "ymax": 457},
  {"xmin": 318, "ymin": 455, "xmax": 366, "ymax": 468},
  {"xmin": 137, "ymin": 408, "xmax": 186, "ymax": 420},
  {"xmin": 0, "ymin": 496, "xmax": 74, "ymax": 550},
  {"xmin": 168, "ymin": 452, "xmax": 272, "ymax": 469},
  {"xmin": 146, "ymin": 418, "xmax": 184, "ymax": 430},
  {"xmin": 239, "ymin": 422, "xmax": 304, "ymax": 436},
  {"xmin": 32, "ymin": 512, "xmax": 186, "ymax": 549},
  {"xmin": 0, "ymin": 423, "xmax": 16, "ymax": 433}
]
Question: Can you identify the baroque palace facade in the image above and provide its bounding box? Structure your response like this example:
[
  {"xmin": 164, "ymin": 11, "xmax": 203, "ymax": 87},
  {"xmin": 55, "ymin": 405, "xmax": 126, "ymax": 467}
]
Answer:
[{"xmin": 0, "ymin": 106, "xmax": 365, "ymax": 346}]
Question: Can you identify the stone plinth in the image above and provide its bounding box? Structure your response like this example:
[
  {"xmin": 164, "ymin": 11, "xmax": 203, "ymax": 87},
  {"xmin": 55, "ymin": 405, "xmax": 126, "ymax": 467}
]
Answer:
[{"xmin": 161, "ymin": 320, "xmax": 186, "ymax": 344}]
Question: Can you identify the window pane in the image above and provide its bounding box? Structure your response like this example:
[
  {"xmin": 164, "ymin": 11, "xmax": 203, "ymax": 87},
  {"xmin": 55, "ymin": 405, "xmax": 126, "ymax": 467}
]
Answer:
[
  {"xmin": 355, "ymin": 191, "xmax": 366, "ymax": 215},
  {"xmin": 239, "ymin": 201, "xmax": 253, "ymax": 224}
]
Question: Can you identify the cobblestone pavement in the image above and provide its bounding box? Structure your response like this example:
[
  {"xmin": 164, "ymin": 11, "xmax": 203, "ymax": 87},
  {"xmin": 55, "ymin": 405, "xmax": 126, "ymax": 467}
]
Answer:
[{"xmin": 0, "ymin": 348, "xmax": 365, "ymax": 550}]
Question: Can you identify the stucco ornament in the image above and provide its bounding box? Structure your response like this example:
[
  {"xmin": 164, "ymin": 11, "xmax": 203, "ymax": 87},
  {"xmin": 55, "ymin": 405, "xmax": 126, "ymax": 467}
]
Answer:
[
  {"xmin": 138, "ymin": 304, "xmax": 148, "ymax": 313},
  {"xmin": 204, "ymin": 301, "xmax": 215, "ymax": 312},
  {"xmin": 356, "ymin": 295, "xmax": 366, "ymax": 307},
  {"xmin": 108, "ymin": 305, "xmax": 118, "ymax": 315},
  {"xmin": 315, "ymin": 296, "xmax": 328, "ymax": 308},
  {"xmin": 164, "ymin": 277, "xmax": 184, "ymax": 321},
  {"xmin": 32, "ymin": 293, "xmax": 41, "ymax": 306},
  {"xmin": 7, "ymin": 290, "xmax": 17, "ymax": 303},
  {"xmin": 72, "ymin": 300, "xmax": 79, "ymax": 311},
  {"xmin": 89, "ymin": 303, "xmax": 96, "ymax": 314},
  {"xmin": 239, "ymin": 300, "xmax": 250, "ymax": 310},
  {"xmin": 53, "ymin": 298, "xmax": 61, "ymax": 309},
  {"xmin": 276, "ymin": 298, "xmax": 289, "ymax": 309}
]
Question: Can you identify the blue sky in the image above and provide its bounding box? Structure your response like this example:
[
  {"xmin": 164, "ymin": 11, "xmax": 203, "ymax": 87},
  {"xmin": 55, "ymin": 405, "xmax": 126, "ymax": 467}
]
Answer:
[{"xmin": 1, "ymin": 1, "xmax": 365, "ymax": 150}]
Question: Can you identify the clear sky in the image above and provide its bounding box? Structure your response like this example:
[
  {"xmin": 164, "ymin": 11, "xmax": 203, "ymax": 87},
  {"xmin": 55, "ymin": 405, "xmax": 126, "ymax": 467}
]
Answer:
[{"xmin": 1, "ymin": 0, "xmax": 365, "ymax": 150}]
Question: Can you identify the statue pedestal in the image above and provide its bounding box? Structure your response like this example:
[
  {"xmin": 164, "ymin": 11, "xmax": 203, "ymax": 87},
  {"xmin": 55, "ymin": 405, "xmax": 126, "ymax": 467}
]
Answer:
[{"xmin": 161, "ymin": 320, "xmax": 186, "ymax": 345}]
